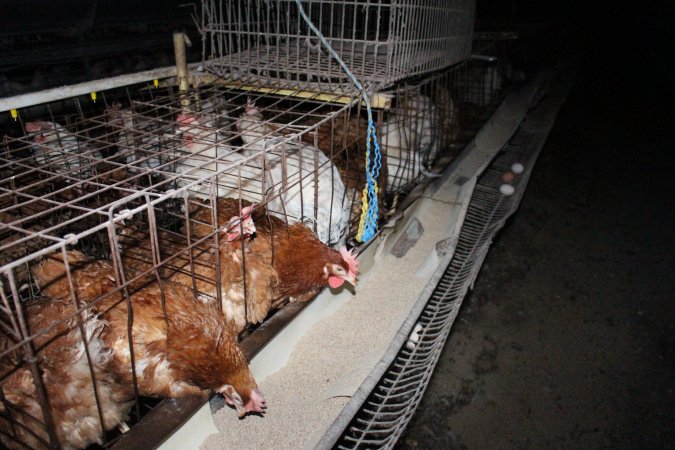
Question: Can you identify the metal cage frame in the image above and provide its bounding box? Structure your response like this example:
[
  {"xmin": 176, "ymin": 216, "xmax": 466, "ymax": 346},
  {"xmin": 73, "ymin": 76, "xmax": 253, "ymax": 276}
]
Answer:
[
  {"xmin": 198, "ymin": 0, "xmax": 475, "ymax": 94},
  {"xmin": 0, "ymin": 31, "xmax": 524, "ymax": 449}
]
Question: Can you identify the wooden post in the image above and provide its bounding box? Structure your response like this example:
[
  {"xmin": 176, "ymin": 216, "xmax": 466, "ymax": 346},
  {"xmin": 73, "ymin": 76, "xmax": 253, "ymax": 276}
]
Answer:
[{"xmin": 173, "ymin": 32, "xmax": 191, "ymax": 109}]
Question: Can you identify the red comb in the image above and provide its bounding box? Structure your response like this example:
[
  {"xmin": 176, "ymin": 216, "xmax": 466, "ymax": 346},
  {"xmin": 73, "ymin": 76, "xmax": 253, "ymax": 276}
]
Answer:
[
  {"xmin": 177, "ymin": 113, "xmax": 198, "ymax": 125},
  {"xmin": 241, "ymin": 204, "xmax": 255, "ymax": 218},
  {"xmin": 245, "ymin": 99, "xmax": 258, "ymax": 115},
  {"xmin": 25, "ymin": 121, "xmax": 53, "ymax": 133}
]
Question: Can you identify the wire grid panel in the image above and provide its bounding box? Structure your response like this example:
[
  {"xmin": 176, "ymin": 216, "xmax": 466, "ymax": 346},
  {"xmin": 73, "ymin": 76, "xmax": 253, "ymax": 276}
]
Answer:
[
  {"xmin": 378, "ymin": 70, "xmax": 462, "ymax": 195},
  {"xmin": 0, "ymin": 82, "xmax": 364, "ymax": 448},
  {"xmin": 333, "ymin": 134, "xmax": 544, "ymax": 448},
  {"xmin": 0, "ymin": 200, "xmax": 172, "ymax": 448},
  {"xmin": 455, "ymin": 38, "xmax": 526, "ymax": 107},
  {"xmin": 199, "ymin": 0, "xmax": 475, "ymax": 94},
  {"xmin": 379, "ymin": 52, "xmax": 521, "ymax": 197},
  {"xmin": 161, "ymin": 86, "xmax": 365, "ymax": 245},
  {"xmin": 0, "ymin": 117, "xmax": 199, "ymax": 449},
  {"xmin": 0, "ymin": 46, "xmax": 524, "ymax": 447},
  {"xmin": 2, "ymin": 84, "xmax": 374, "ymax": 244}
]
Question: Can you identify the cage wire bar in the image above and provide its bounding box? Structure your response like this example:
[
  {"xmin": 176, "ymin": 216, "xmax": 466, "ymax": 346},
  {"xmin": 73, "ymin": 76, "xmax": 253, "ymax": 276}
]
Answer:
[
  {"xmin": 198, "ymin": 0, "xmax": 475, "ymax": 94},
  {"xmin": 320, "ymin": 64, "xmax": 577, "ymax": 449}
]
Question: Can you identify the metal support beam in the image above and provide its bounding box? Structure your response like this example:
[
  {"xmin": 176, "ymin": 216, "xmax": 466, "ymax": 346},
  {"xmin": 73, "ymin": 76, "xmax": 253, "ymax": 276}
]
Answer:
[{"xmin": 0, "ymin": 64, "xmax": 197, "ymax": 113}]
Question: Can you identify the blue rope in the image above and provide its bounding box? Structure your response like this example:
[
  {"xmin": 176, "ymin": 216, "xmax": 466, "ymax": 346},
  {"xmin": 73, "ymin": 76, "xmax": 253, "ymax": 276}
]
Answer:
[{"xmin": 294, "ymin": 0, "xmax": 382, "ymax": 242}]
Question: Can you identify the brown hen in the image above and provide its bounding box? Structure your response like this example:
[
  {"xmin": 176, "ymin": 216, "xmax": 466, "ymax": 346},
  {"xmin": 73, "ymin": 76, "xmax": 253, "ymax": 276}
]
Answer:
[
  {"xmin": 32, "ymin": 251, "xmax": 266, "ymax": 417},
  {"xmin": 189, "ymin": 198, "xmax": 359, "ymax": 304},
  {"xmin": 0, "ymin": 295, "xmax": 131, "ymax": 450},
  {"xmin": 251, "ymin": 209, "xmax": 359, "ymax": 304},
  {"xmin": 120, "ymin": 200, "xmax": 276, "ymax": 332},
  {"xmin": 182, "ymin": 198, "xmax": 358, "ymax": 306}
]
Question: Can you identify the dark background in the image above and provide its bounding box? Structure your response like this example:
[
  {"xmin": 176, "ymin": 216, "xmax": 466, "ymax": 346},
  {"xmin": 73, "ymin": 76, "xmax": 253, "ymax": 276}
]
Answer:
[
  {"xmin": 0, "ymin": 0, "xmax": 200, "ymax": 97},
  {"xmin": 400, "ymin": 2, "xmax": 675, "ymax": 448}
]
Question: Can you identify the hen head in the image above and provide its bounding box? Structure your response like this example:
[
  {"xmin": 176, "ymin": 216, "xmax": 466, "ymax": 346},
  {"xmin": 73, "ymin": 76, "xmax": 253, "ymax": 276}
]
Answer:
[
  {"xmin": 324, "ymin": 247, "xmax": 359, "ymax": 289},
  {"xmin": 218, "ymin": 385, "xmax": 267, "ymax": 418},
  {"xmin": 175, "ymin": 113, "xmax": 201, "ymax": 147},
  {"xmin": 242, "ymin": 98, "xmax": 259, "ymax": 118},
  {"xmin": 235, "ymin": 98, "xmax": 267, "ymax": 143},
  {"xmin": 223, "ymin": 204, "xmax": 256, "ymax": 242},
  {"xmin": 25, "ymin": 121, "xmax": 55, "ymax": 144}
]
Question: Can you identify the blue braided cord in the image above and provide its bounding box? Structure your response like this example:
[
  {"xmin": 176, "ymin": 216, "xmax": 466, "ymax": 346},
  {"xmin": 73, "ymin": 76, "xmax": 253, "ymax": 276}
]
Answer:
[{"xmin": 294, "ymin": 0, "xmax": 382, "ymax": 242}]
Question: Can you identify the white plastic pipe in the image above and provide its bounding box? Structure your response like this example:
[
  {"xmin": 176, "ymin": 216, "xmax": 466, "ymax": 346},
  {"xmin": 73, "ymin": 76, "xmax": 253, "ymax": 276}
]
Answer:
[{"xmin": 0, "ymin": 63, "xmax": 199, "ymax": 113}]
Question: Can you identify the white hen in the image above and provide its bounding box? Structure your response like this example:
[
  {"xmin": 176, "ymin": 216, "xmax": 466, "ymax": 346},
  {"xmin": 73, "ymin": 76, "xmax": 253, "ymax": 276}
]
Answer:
[
  {"xmin": 235, "ymin": 101, "xmax": 349, "ymax": 244},
  {"xmin": 380, "ymin": 94, "xmax": 442, "ymax": 192},
  {"xmin": 174, "ymin": 112, "xmax": 266, "ymax": 203},
  {"xmin": 25, "ymin": 121, "xmax": 92, "ymax": 178},
  {"xmin": 105, "ymin": 103, "xmax": 167, "ymax": 171}
]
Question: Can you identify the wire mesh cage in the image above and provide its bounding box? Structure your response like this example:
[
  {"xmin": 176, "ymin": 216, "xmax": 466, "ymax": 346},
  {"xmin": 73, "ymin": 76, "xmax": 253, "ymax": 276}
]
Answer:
[
  {"xmin": 454, "ymin": 36, "xmax": 525, "ymax": 107},
  {"xmin": 0, "ymin": 31, "xmax": 525, "ymax": 448},
  {"xmin": 198, "ymin": 0, "xmax": 476, "ymax": 94},
  {"xmin": 0, "ymin": 81, "xmax": 369, "ymax": 448},
  {"xmin": 378, "ymin": 74, "xmax": 457, "ymax": 195},
  {"xmin": 375, "ymin": 43, "xmax": 523, "ymax": 198}
]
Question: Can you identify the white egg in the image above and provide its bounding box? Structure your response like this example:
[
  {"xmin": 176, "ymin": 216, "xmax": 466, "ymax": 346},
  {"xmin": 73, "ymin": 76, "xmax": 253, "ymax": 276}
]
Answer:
[
  {"xmin": 511, "ymin": 162, "xmax": 524, "ymax": 174},
  {"xmin": 500, "ymin": 184, "xmax": 515, "ymax": 196}
]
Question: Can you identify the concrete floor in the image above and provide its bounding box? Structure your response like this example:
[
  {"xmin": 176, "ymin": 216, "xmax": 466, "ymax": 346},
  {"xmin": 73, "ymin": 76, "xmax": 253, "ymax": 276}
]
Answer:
[{"xmin": 398, "ymin": 19, "xmax": 674, "ymax": 450}]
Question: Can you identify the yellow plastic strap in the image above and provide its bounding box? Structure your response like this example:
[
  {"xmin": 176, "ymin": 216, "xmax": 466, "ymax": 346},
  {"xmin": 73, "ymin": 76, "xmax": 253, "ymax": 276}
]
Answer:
[
  {"xmin": 10, "ymin": 109, "xmax": 18, "ymax": 121},
  {"xmin": 153, "ymin": 79, "xmax": 159, "ymax": 88},
  {"xmin": 356, "ymin": 182, "xmax": 378, "ymax": 242},
  {"xmin": 90, "ymin": 92, "xmax": 97, "ymax": 102}
]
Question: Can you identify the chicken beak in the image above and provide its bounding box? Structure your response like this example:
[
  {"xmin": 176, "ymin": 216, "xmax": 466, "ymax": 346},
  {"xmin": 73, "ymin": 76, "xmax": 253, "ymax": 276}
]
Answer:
[
  {"xmin": 345, "ymin": 274, "xmax": 357, "ymax": 287},
  {"xmin": 244, "ymin": 388, "xmax": 267, "ymax": 416}
]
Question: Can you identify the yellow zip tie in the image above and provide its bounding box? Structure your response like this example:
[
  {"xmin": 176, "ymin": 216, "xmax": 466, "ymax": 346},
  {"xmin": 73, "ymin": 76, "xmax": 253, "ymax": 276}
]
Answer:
[
  {"xmin": 355, "ymin": 183, "xmax": 378, "ymax": 242},
  {"xmin": 10, "ymin": 109, "xmax": 18, "ymax": 121},
  {"xmin": 90, "ymin": 92, "xmax": 97, "ymax": 103},
  {"xmin": 153, "ymin": 79, "xmax": 159, "ymax": 88}
]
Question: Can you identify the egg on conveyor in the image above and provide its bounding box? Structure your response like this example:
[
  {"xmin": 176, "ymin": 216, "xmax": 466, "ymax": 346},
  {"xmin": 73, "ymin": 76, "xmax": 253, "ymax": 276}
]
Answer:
[
  {"xmin": 500, "ymin": 184, "xmax": 515, "ymax": 196},
  {"xmin": 501, "ymin": 171, "xmax": 515, "ymax": 183},
  {"xmin": 511, "ymin": 162, "xmax": 525, "ymax": 174},
  {"xmin": 405, "ymin": 323, "xmax": 424, "ymax": 350}
]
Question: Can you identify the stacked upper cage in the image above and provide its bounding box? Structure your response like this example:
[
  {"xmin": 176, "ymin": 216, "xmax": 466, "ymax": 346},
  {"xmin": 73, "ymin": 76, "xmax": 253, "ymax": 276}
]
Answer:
[
  {"xmin": 199, "ymin": 0, "xmax": 475, "ymax": 94},
  {"xmin": 195, "ymin": 0, "xmax": 482, "ymax": 216}
]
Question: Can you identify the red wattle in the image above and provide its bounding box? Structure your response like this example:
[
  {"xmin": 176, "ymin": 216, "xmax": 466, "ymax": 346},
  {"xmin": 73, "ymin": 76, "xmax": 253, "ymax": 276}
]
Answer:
[{"xmin": 328, "ymin": 276, "xmax": 344, "ymax": 289}]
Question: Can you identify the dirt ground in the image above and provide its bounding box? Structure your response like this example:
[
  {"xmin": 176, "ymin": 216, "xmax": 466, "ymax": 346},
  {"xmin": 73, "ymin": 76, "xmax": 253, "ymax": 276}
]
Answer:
[{"xmin": 398, "ymin": 20, "xmax": 674, "ymax": 450}]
